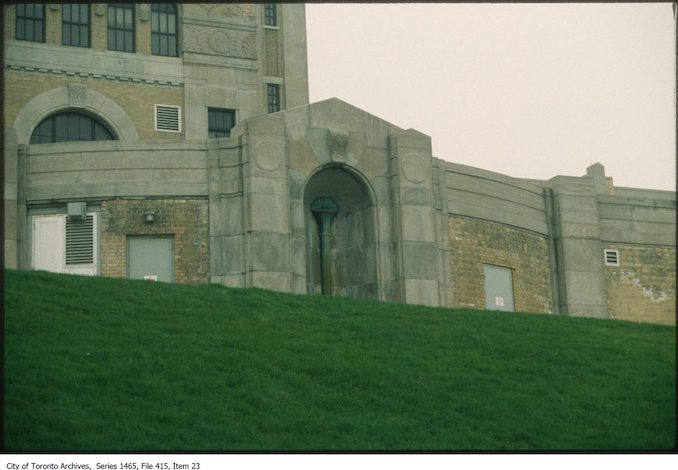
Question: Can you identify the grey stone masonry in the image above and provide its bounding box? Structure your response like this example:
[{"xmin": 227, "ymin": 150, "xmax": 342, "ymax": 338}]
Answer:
[
  {"xmin": 389, "ymin": 129, "xmax": 441, "ymax": 307},
  {"xmin": 242, "ymin": 114, "xmax": 292, "ymax": 292},
  {"xmin": 4, "ymin": 130, "xmax": 18, "ymax": 269},
  {"xmin": 548, "ymin": 175, "xmax": 608, "ymax": 317}
]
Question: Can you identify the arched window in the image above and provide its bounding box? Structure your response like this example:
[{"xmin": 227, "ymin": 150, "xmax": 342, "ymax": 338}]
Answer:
[
  {"xmin": 30, "ymin": 112, "xmax": 116, "ymax": 144},
  {"xmin": 151, "ymin": 4, "xmax": 178, "ymax": 57}
]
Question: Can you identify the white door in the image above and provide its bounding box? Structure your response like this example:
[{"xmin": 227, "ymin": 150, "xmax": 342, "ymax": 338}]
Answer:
[{"xmin": 32, "ymin": 215, "xmax": 65, "ymax": 272}]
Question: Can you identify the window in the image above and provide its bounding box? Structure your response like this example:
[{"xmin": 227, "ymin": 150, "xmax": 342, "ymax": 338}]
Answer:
[
  {"xmin": 108, "ymin": 4, "xmax": 135, "ymax": 52},
  {"xmin": 264, "ymin": 4, "xmax": 277, "ymax": 27},
  {"xmin": 267, "ymin": 84, "xmax": 280, "ymax": 113},
  {"xmin": 62, "ymin": 4, "xmax": 90, "ymax": 47},
  {"xmin": 152, "ymin": 3, "xmax": 178, "ymax": 57},
  {"xmin": 208, "ymin": 108, "xmax": 236, "ymax": 138},
  {"xmin": 154, "ymin": 105, "xmax": 181, "ymax": 133},
  {"xmin": 30, "ymin": 112, "xmax": 115, "ymax": 144},
  {"xmin": 604, "ymin": 249, "xmax": 620, "ymax": 267},
  {"xmin": 16, "ymin": 4, "xmax": 45, "ymax": 42}
]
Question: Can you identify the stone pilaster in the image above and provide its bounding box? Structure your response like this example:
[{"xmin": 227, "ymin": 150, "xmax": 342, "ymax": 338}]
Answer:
[
  {"xmin": 549, "ymin": 176, "xmax": 608, "ymax": 317},
  {"xmin": 389, "ymin": 129, "xmax": 440, "ymax": 307},
  {"xmin": 241, "ymin": 114, "xmax": 292, "ymax": 292}
]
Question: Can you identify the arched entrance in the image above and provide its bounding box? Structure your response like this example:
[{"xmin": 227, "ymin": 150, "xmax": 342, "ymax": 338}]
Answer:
[{"xmin": 303, "ymin": 165, "xmax": 378, "ymax": 299}]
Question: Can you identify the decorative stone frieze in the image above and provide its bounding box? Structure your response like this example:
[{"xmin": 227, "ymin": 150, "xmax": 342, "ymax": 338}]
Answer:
[
  {"xmin": 196, "ymin": 3, "xmax": 256, "ymax": 17},
  {"xmin": 183, "ymin": 25, "xmax": 257, "ymax": 60}
]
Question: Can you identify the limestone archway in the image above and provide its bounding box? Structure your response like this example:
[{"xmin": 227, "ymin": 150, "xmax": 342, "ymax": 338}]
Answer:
[
  {"xmin": 13, "ymin": 85, "xmax": 139, "ymax": 144},
  {"xmin": 303, "ymin": 165, "xmax": 378, "ymax": 299}
]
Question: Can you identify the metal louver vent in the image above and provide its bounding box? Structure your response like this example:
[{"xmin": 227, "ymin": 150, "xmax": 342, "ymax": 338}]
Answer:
[
  {"xmin": 66, "ymin": 215, "xmax": 94, "ymax": 265},
  {"xmin": 155, "ymin": 105, "xmax": 181, "ymax": 132},
  {"xmin": 604, "ymin": 249, "xmax": 620, "ymax": 266}
]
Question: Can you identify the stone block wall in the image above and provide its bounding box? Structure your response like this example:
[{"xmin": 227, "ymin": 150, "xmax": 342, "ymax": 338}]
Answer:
[
  {"xmin": 603, "ymin": 244, "xmax": 676, "ymax": 326},
  {"xmin": 448, "ymin": 215, "xmax": 553, "ymax": 313},
  {"xmin": 100, "ymin": 198, "xmax": 209, "ymax": 284}
]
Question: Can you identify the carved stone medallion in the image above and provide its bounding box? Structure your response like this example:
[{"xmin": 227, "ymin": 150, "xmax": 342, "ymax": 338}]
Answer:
[
  {"xmin": 402, "ymin": 154, "xmax": 428, "ymax": 184},
  {"xmin": 254, "ymin": 141, "xmax": 283, "ymax": 172}
]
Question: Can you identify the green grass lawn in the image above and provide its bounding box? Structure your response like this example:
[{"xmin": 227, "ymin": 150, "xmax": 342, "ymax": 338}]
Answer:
[{"xmin": 3, "ymin": 269, "xmax": 675, "ymax": 451}]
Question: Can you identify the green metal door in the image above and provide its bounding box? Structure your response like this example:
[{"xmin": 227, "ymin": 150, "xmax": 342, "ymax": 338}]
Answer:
[
  {"xmin": 128, "ymin": 236, "xmax": 174, "ymax": 282},
  {"xmin": 484, "ymin": 264, "xmax": 514, "ymax": 311}
]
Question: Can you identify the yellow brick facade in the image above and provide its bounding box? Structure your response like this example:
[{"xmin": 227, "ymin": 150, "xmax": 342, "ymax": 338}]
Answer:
[
  {"xmin": 3, "ymin": 70, "xmax": 184, "ymax": 141},
  {"xmin": 604, "ymin": 244, "xmax": 676, "ymax": 326},
  {"xmin": 100, "ymin": 198, "xmax": 210, "ymax": 284},
  {"xmin": 448, "ymin": 216, "xmax": 553, "ymax": 313},
  {"xmin": 5, "ymin": 4, "xmax": 157, "ymax": 56}
]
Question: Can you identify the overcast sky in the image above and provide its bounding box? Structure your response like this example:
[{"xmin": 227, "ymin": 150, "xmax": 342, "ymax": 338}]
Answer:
[{"xmin": 305, "ymin": 3, "xmax": 676, "ymax": 191}]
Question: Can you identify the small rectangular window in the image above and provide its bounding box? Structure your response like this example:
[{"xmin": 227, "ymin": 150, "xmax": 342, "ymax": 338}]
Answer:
[
  {"xmin": 16, "ymin": 4, "xmax": 45, "ymax": 42},
  {"xmin": 208, "ymin": 108, "xmax": 236, "ymax": 138},
  {"xmin": 264, "ymin": 4, "xmax": 277, "ymax": 27},
  {"xmin": 267, "ymin": 84, "xmax": 280, "ymax": 113},
  {"xmin": 604, "ymin": 249, "xmax": 620, "ymax": 267},
  {"xmin": 108, "ymin": 4, "xmax": 135, "ymax": 52},
  {"xmin": 154, "ymin": 105, "xmax": 181, "ymax": 133},
  {"xmin": 62, "ymin": 4, "xmax": 90, "ymax": 48}
]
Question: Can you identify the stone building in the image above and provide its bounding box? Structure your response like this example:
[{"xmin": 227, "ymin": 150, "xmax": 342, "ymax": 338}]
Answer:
[{"xmin": 3, "ymin": 3, "xmax": 676, "ymax": 325}]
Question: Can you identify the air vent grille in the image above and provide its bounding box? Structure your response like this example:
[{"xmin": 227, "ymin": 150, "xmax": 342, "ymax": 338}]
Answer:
[
  {"xmin": 604, "ymin": 249, "xmax": 620, "ymax": 266},
  {"xmin": 155, "ymin": 105, "xmax": 181, "ymax": 132},
  {"xmin": 66, "ymin": 215, "xmax": 94, "ymax": 265}
]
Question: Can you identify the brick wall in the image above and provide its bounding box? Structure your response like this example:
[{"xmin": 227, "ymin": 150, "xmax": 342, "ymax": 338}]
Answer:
[
  {"xmin": 3, "ymin": 70, "xmax": 184, "ymax": 140},
  {"xmin": 448, "ymin": 215, "xmax": 553, "ymax": 313},
  {"xmin": 3, "ymin": 4, "xmax": 187, "ymax": 140},
  {"xmin": 604, "ymin": 244, "xmax": 676, "ymax": 326},
  {"xmin": 100, "ymin": 198, "xmax": 209, "ymax": 284}
]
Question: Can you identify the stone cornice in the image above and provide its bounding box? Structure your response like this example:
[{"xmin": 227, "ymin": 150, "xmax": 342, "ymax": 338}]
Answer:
[{"xmin": 4, "ymin": 64, "xmax": 183, "ymax": 88}]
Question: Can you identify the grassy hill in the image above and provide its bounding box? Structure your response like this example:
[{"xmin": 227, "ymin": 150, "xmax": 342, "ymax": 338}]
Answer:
[{"xmin": 3, "ymin": 269, "xmax": 675, "ymax": 451}]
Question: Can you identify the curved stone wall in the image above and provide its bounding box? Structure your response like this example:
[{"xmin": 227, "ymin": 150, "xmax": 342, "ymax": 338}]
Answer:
[{"xmin": 24, "ymin": 140, "xmax": 208, "ymax": 202}]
